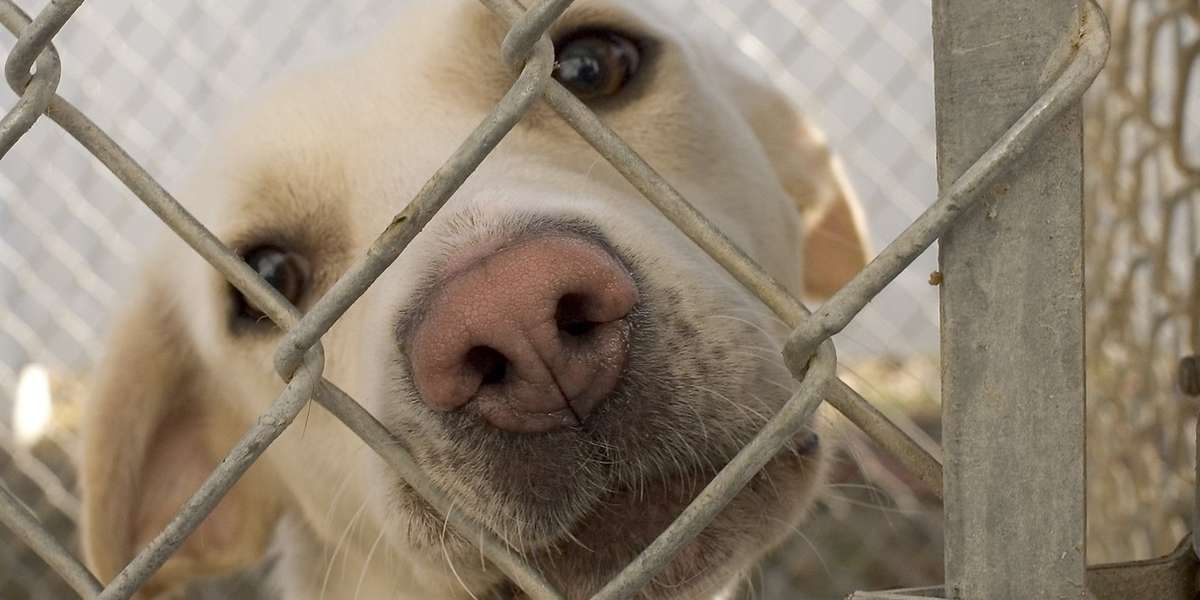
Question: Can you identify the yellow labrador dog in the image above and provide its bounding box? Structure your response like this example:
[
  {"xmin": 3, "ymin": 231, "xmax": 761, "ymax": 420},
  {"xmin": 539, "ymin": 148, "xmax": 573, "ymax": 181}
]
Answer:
[{"xmin": 79, "ymin": 1, "xmax": 869, "ymax": 598}]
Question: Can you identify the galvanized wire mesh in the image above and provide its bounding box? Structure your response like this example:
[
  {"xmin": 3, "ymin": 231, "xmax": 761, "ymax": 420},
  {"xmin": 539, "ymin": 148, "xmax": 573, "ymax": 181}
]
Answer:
[
  {"xmin": 1084, "ymin": 0, "xmax": 1200, "ymax": 564},
  {"xmin": 0, "ymin": 1, "xmax": 944, "ymax": 598},
  {"xmin": 0, "ymin": 0, "xmax": 1107, "ymax": 598}
]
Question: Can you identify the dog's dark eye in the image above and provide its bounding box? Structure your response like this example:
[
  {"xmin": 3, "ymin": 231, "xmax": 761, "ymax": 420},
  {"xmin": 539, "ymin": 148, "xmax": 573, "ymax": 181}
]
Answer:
[
  {"xmin": 553, "ymin": 31, "xmax": 640, "ymax": 100},
  {"xmin": 233, "ymin": 246, "xmax": 309, "ymax": 324}
]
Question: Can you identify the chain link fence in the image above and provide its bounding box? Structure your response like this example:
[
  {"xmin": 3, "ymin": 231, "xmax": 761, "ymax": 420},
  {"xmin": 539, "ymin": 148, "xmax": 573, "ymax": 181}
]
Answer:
[
  {"xmin": 0, "ymin": 1, "xmax": 944, "ymax": 598},
  {"xmin": 0, "ymin": 0, "xmax": 1118, "ymax": 598},
  {"xmin": 1084, "ymin": 0, "xmax": 1200, "ymax": 565}
]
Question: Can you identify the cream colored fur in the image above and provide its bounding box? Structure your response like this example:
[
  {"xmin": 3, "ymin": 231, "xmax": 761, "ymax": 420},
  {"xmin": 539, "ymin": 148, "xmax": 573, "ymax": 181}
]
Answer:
[{"xmin": 79, "ymin": 2, "xmax": 870, "ymax": 598}]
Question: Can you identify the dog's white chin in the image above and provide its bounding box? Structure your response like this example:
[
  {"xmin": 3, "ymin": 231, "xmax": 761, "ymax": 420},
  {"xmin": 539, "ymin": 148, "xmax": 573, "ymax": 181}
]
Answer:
[{"xmin": 374, "ymin": 428, "xmax": 825, "ymax": 600}]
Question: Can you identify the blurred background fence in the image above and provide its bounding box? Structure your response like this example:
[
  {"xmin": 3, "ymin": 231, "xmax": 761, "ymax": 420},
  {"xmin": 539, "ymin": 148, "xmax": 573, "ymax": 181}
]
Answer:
[
  {"xmin": 0, "ymin": 0, "xmax": 1184, "ymax": 598},
  {"xmin": 1083, "ymin": 0, "xmax": 1200, "ymax": 565}
]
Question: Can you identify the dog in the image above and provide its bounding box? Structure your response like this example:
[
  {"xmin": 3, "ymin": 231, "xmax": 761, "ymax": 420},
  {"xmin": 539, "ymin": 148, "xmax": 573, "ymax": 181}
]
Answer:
[{"xmin": 78, "ymin": 1, "xmax": 870, "ymax": 598}]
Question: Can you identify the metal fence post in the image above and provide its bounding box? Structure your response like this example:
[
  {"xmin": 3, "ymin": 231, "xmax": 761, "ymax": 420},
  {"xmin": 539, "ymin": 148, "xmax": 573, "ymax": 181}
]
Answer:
[{"xmin": 935, "ymin": 2, "xmax": 1088, "ymax": 599}]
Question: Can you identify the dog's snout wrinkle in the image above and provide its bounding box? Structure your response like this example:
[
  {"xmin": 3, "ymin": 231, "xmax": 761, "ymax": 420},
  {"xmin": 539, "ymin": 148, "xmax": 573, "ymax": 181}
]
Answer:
[{"xmin": 410, "ymin": 235, "xmax": 638, "ymax": 433}]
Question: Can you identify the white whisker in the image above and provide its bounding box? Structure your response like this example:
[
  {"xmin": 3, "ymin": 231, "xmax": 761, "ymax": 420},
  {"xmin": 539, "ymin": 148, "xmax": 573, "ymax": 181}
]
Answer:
[
  {"xmin": 354, "ymin": 526, "xmax": 388, "ymax": 600},
  {"xmin": 440, "ymin": 500, "xmax": 480, "ymax": 600},
  {"xmin": 321, "ymin": 498, "xmax": 369, "ymax": 600},
  {"xmin": 765, "ymin": 515, "xmax": 833, "ymax": 580}
]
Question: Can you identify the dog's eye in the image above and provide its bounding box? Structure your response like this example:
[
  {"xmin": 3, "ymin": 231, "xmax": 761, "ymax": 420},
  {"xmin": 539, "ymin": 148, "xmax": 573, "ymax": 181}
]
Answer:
[
  {"xmin": 553, "ymin": 30, "xmax": 640, "ymax": 100},
  {"xmin": 233, "ymin": 246, "xmax": 309, "ymax": 324}
]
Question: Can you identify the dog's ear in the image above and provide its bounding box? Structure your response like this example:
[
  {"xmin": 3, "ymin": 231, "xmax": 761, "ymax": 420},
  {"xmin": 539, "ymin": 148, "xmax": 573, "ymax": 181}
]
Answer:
[
  {"xmin": 722, "ymin": 67, "xmax": 872, "ymax": 299},
  {"xmin": 80, "ymin": 266, "xmax": 282, "ymax": 597}
]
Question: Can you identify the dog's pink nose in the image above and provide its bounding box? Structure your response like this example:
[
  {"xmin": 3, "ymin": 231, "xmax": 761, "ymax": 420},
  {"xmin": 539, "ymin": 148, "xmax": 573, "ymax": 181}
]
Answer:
[{"xmin": 410, "ymin": 236, "xmax": 638, "ymax": 433}]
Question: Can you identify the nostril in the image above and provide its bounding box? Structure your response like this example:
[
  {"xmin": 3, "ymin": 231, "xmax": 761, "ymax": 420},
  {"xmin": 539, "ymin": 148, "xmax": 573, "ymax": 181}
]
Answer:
[
  {"xmin": 561, "ymin": 321, "xmax": 597, "ymax": 337},
  {"xmin": 555, "ymin": 293, "xmax": 600, "ymax": 337},
  {"xmin": 466, "ymin": 346, "xmax": 509, "ymax": 386},
  {"xmin": 410, "ymin": 234, "xmax": 639, "ymax": 432}
]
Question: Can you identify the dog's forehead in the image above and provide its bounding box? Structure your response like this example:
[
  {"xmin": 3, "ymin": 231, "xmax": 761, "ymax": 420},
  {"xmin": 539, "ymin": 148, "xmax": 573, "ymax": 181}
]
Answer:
[
  {"xmin": 192, "ymin": 2, "xmax": 700, "ymax": 223},
  {"xmin": 425, "ymin": 0, "xmax": 679, "ymax": 58},
  {"xmin": 187, "ymin": 0, "xmax": 742, "ymax": 250},
  {"xmin": 419, "ymin": 0, "xmax": 680, "ymax": 91},
  {"xmin": 218, "ymin": 0, "xmax": 697, "ymax": 146}
]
